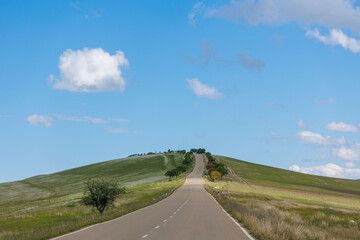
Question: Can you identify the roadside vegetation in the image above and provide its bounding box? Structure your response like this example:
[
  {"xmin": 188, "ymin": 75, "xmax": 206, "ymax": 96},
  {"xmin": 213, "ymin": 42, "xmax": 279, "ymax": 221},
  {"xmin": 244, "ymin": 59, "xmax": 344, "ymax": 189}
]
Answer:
[
  {"xmin": 205, "ymin": 156, "xmax": 360, "ymax": 240},
  {"xmin": 204, "ymin": 152, "xmax": 228, "ymax": 180},
  {"xmin": 81, "ymin": 178, "xmax": 126, "ymax": 214},
  {"xmin": 165, "ymin": 152, "xmax": 195, "ymax": 180},
  {"xmin": 0, "ymin": 153, "xmax": 186, "ymax": 240}
]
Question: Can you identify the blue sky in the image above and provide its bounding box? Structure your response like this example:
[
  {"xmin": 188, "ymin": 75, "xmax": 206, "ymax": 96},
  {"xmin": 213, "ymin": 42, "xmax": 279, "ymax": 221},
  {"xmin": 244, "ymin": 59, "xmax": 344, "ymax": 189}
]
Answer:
[{"xmin": 2, "ymin": 0, "xmax": 360, "ymax": 182}]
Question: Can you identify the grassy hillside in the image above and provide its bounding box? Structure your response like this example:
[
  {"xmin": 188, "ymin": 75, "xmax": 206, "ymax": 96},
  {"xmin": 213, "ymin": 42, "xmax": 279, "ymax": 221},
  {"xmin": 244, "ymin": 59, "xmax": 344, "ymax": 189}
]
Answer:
[
  {"xmin": 0, "ymin": 153, "xmax": 185, "ymax": 240},
  {"xmin": 0, "ymin": 154, "xmax": 180, "ymax": 204},
  {"xmin": 206, "ymin": 155, "xmax": 360, "ymax": 240},
  {"xmin": 216, "ymin": 155, "xmax": 360, "ymax": 197}
]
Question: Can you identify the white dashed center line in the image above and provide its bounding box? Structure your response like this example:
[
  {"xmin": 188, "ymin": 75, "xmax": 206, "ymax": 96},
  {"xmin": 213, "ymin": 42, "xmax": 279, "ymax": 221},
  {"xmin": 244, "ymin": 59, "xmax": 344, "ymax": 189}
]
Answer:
[{"xmin": 139, "ymin": 190, "xmax": 192, "ymax": 239}]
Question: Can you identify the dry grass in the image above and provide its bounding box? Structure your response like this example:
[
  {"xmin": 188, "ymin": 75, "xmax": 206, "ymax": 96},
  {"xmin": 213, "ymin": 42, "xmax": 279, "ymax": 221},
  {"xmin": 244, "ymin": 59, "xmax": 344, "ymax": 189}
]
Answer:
[{"xmin": 206, "ymin": 182, "xmax": 360, "ymax": 240}]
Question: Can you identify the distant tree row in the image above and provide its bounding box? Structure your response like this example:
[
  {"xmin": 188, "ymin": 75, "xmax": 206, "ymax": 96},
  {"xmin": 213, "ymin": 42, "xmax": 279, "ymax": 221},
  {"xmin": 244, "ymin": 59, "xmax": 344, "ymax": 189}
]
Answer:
[
  {"xmin": 189, "ymin": 148, "xmax": 206, "ymax": 154},
  {"xmin": 204, "ymin": 152, "xmax": 228, "ymax": 180},
  {"xmin": 128, "ymin": 149, "xmax": 187, "ymax": 157},
  {"xmin": 165, "ymin": 152, "xmax": 195, "ymax": 180}
]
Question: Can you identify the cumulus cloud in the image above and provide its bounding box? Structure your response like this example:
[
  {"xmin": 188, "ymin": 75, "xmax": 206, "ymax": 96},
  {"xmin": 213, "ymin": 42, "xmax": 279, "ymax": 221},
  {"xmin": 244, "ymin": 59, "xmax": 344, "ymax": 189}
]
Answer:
[
  {"xmin": 306, "ymin": 28, "xmax": 360, "ymax": 53},
  {"xmin": 27, "ymin": 114, "xmax": 53, "ymax": 127},
  {"xmin": 188, "ymin": 2, "xmax": 205, "ymax": 24},
  {"xmin": 207, "ymin": 0, "xmax": 360, "ymax": 35},
  {"xmin": 187, "ymin": 78, "xmax": 224, "ymax": 99},
  {"xmin": 326, "ymin": 121, "xmax": 359, "ymax": 132},
  {"xmin": 53, "ymin": 114, "xmax": 107, "ymax": 124},
  {"xmin": 289, "ymin": 163, "xmax": 360, "ymax": 178},
  {"xmin": 334, "ymin": 144, "xmax": 360, "ymax": 161},
  {"xmin": 237, "ymin": 53, "xmax": 265, "ymax": 72},
  {"xmin": 295, "ymin": 130, "xmax": 360, "ymax": 163},
  {"xmin": 51, "ymin": 48, "xmax": 129, "ymax": 92}
]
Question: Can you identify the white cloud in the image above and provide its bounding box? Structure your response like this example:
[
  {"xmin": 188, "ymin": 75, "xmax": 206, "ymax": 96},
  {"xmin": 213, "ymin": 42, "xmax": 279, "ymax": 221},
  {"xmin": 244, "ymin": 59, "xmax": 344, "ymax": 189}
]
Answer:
[
  {"xmin": 345, "ymin": 161, "xmax": 356, "ymax": 168},
  {"xmin": 296, "ymin": 131, "xmax": 326, "ymax": 144},
  {"xmin": 53, "ymin": 114, "xmax": 107, "ymax": 124},
  {"xmin": 297, "ymin": 119, "xmax": 311, "ymax": 128},
  {"xmin": 108, "ymin": 127, "xmax": 128, "ymax": 133},
  {"xmin": 289, "ymin": 163, "xmax": 360, "ymax": 178},
  {"xmin": 188, "ymin": 2, "xmax": 205, "ymax": 24},
  {"xmin": 51, "ymin": 48, "xmax": 129, "ymax": 92},
  {"xmin": 326, "ymin": 121, "xmax": 359, "ymax": 132},
  {"xmin": 306, "ymin": 28, "xmax": 360, "ymax": 53},
  {"xmin": 334, "ymin": 144, "xmax": 360, "ymax": 161},
  {"xmin": 207, "ymin": 0, "xmax": 360, "ymax": 35},
  {"xmin": 237, "ymin": 53, "xmax": 265, "ymax": 72},
  {"xmin": 27, "ymin": 114, "xmax": 53, "ymax": 127},
  {"xmin": 296, "ymin": 131, "xmax": 346, "ymax": 145},
  {"xmin": 187, "ymin": 78, "xmax": 224, "ymax": 99},
  {"xmin": 296, "ymin": 130, "xmax": 360, "ymax": 162}
]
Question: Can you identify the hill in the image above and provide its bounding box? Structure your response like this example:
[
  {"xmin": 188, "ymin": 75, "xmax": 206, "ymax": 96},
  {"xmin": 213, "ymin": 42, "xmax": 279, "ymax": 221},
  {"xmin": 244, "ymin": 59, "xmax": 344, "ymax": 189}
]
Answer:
[
  {"xmin": 205, "ymin": 155, "xmax": 360, "ymax": 240},
  {"xmin": 0, "ymin": 153, "xmax": 185, "ymax": 240},
  {"xmin": 0, "ymin": 154, "xmax": 181, "ymax": 205},
  {"xmin": 216, "ymin": 155, "xmax": 360, "ymax": 197}
]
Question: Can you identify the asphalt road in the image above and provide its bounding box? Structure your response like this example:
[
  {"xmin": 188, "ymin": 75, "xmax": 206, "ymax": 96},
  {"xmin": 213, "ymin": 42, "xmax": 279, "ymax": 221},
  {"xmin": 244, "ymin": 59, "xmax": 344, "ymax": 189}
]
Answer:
[{"xmin": 53, "ymin": 154, "xmax": 253, "ymax": 240}]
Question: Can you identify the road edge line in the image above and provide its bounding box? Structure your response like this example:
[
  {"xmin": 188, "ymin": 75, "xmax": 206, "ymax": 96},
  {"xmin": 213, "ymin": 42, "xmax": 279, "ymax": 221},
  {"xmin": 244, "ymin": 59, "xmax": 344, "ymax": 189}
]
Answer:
[{"xmin": 207, "ymin": 190, "xmax": 256, "ymax": 240}]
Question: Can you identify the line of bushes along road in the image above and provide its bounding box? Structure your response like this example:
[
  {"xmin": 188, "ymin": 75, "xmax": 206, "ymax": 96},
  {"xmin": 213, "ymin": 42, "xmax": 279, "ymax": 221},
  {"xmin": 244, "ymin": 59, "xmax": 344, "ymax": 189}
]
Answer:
[
  {"xmin": 165, "ymin": 152, "xmax": 195, "ymax": 179},
  {"xmin": 204, "ymin": 152, "xmax": 228, "ymax": 180}
]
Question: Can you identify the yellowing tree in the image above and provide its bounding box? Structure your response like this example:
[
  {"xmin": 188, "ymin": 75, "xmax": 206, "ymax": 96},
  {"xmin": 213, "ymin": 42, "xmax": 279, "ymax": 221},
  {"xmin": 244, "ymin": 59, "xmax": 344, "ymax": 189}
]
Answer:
[{"xmin": 210, "ymin": 171, "xmax": 221, "ymax": 180}]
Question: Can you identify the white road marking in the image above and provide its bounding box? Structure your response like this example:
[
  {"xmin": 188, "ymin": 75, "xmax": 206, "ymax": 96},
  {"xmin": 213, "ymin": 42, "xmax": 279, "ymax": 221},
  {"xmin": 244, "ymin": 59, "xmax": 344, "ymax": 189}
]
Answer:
[{"xmin": 139, "ymin": 188, "xmax": 192, "ymax": 240}]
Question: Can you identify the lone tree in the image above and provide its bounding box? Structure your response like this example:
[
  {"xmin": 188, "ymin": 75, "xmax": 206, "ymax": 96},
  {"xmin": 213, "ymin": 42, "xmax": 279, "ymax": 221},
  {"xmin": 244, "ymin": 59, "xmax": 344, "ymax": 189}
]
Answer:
[{"xmin": 81, "ymin": 178, "xmax": 125, "ymax": 214}]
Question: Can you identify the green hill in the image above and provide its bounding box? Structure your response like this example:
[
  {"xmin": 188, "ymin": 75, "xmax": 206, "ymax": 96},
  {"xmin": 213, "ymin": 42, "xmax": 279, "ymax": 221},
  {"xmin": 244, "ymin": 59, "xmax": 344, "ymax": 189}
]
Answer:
[
  {"xmin": 216, "ymin": 155, "xmax": 360, "ymax": 197},
  {"xmin": 206, "ymin": 155, "xmax": 360, "ymax": 240},
  {"xmin": 0, "ymin": 154, "xmax": 181, "ymax": 205},
  {"xmin": 0, "ymin": 153, "xmax": 185, "ymax": 240}
]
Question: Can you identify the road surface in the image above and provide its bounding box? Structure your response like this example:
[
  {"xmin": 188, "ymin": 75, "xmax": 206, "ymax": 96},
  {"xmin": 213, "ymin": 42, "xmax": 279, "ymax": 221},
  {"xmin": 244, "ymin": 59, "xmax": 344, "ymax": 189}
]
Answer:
[{"xmin": 53, "ymin": 154, "xmax": 253, "ymax": 240}]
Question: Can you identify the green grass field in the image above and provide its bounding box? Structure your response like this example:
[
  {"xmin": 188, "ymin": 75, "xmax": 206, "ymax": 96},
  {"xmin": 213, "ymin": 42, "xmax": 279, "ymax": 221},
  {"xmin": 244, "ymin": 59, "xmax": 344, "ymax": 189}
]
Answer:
[
  {"xmin": 206, "ymin": 156, "xmax": 360, "ymax": 240},
  {"xmin": 0, "ymin": 153, "xmax": 185, "ymax": 240}
]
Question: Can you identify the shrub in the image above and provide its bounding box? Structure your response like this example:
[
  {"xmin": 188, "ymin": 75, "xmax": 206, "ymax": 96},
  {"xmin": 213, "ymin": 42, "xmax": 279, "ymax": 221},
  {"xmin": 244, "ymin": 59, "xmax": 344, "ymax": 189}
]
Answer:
[
  {"xmin": 81, "ymin": 178, "xmax": 125, "ymax": 214},
  {"xmin": 210, "ymin": 171, "xmax": 222, "ymax": 180}
]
